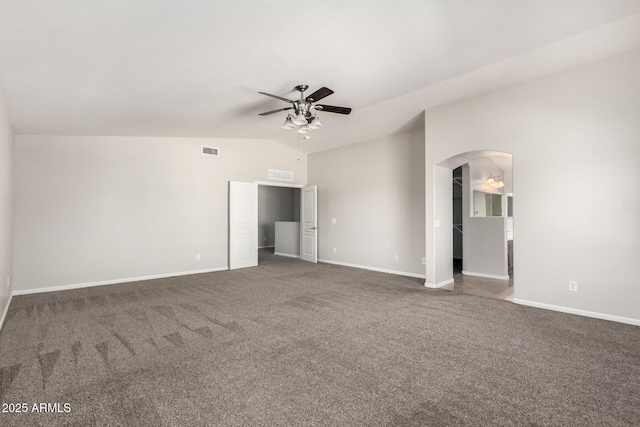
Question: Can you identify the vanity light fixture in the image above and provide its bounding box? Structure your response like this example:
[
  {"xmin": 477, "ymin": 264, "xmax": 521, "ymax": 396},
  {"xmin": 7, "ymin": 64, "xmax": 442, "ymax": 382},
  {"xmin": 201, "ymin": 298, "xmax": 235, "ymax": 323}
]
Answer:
[{"xmin": 486, "ymin": 174, "xmax": 505, "ymax": 189}]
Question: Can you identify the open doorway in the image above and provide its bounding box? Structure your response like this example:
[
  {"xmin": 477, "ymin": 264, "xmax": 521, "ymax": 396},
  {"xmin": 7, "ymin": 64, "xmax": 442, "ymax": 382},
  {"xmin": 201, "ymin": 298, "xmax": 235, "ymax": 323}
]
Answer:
[
  {"xmin": 258, "ymin": 184, "xmax": 301, "ymax": 261},
  {"xmin": 229, "ymin": 181, "xmax": 317, "ymax": 270},
  {"xmin": 452, "ymin": 166, "xmax": 463, "ymax": 275},
  {"xmin": 431, "ymin": 151, "xmax": 514, "ymax": 301}
]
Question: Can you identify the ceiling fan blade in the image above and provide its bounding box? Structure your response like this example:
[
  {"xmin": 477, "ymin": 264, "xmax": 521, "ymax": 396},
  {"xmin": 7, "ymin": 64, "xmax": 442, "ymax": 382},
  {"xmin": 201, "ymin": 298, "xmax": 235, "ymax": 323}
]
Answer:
[
  {"xmin": 306, "ymin": 87, "xmax": 334, "ymax": 102},
  {"xmin": 258, "ymin": 92, "xmax": 294, "ymax": 103},
  {"xmin": 315, "ymin": 104, "xmax": 352, "ymax": 115},
  {"xmin": 258, "ymin": 107, "xmax": 293, "ymax": 116}
]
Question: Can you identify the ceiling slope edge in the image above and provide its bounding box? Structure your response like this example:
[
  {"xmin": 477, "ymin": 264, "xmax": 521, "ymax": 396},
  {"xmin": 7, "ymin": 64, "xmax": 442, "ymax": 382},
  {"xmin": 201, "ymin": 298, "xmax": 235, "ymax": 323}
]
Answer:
[{"xmin": 302, "ymin": 13, "xmax": 640, "ymax": 154}]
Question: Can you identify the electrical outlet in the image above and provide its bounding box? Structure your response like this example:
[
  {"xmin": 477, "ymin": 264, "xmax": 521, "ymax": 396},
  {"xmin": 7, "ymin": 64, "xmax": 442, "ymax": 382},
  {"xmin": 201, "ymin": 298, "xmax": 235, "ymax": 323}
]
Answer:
[
  {"xmin": 333, "ymin": 248, "xmax": 337, "ymax": 254},
  {"xmin": 394, "ymin": 255, "xmax": 399, "ymax": 261},
  {"xmin": 196, "ymin": 253, "xmax": 201, "ymax": 260},
  {"xmin": 435, "ymin": 220, "xmax": 441, "ymax": 228},
  {"xmin": 332, "ymin": 218, "xmax": 336, "ymax": 224},
  {"xmin": 422, "ymin": 258, "xmax": 426, "ymax": 265},
  {"xmin": 569, "ymin": 281, "xmax": 578, "ymax": 292}
]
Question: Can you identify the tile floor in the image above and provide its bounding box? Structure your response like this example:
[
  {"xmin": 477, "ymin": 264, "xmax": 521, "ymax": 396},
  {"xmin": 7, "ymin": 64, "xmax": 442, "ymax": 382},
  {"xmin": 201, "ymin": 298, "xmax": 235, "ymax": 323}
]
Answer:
[{"xmin": 441, "ymin": 261, "xmax": 514, "ymax": 301}]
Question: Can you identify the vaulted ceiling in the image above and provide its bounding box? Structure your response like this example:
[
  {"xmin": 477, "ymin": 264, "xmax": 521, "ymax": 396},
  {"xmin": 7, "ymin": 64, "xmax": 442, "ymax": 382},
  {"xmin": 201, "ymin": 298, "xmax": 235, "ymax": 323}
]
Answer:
[{"xmin": 1, "ymin": 1, "xmax": 639, "ymax": 153}]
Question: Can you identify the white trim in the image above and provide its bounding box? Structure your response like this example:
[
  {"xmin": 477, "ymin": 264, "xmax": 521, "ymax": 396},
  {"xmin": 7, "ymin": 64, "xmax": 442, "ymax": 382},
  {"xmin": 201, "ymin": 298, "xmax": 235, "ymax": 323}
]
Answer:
[
  {"xmin": 258, "ymin": 245, "xmax": 275, "ymax": 249},
  {"xmin": 318, "ymin": 259, "xmax": 426, "ymax": 279},
  {"xmin": 0, "ymin": 293, "xmax": 13, "ymax": 332},
  {"xmin": 513, "ymin": 298, "xmax": 640, "ymax": 326},
  {"xmin": 462, "ymin": 270, "xmax": 509, "ymax": 280},
  {"xmin": 255, "ymin": 181, "xmax": 304, "ymax": 188},
  {"xmin": 424, "ymin": 278, "xmax": 454, "ymax": 288},
  {"xmin": 274, "ymin": 252, "xmax": 300, "ymax": 259},
  {"xmin": 11, "ymin": 267, "xmax": 228, "ymax": 296}
]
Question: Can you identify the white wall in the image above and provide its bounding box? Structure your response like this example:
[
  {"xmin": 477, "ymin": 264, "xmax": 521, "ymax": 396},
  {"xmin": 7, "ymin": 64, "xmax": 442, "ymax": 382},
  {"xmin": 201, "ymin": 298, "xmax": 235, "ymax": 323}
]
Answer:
[
  {"xmin": 258, "ymin": 186, "xmax": 297, "ymax": 247},
  {"xmin": 13, "ymin": 136, "xmax": 307, "ymax": 292},
  {"xmin": 308, "ymin": 128, "xmax": 425, "ymax": 278},
  {"xmin": 0, "ymin": 88, "xmax": 13, "ymax": 325},
  {"xmin": 432, "ymin": 165, "xmax": 453, "ymax": 285},
  {"xmin": 426, "ymin": 48, "xmax": 640, "ymax": 324}
]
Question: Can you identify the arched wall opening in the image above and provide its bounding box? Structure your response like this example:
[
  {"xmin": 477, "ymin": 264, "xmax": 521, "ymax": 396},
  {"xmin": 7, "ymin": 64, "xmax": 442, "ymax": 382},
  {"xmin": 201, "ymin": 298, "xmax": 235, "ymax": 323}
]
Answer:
[{"xmin": 425, "ymin": 150, "xmax": 513, "ymax": 289}]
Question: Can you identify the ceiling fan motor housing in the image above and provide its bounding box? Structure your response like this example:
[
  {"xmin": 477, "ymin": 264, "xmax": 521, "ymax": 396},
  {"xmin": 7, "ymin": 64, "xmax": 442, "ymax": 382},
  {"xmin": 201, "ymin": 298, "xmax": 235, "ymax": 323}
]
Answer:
[{"xmin": 293, "ymin": 100, "xmax": 312, "ymax": 118}]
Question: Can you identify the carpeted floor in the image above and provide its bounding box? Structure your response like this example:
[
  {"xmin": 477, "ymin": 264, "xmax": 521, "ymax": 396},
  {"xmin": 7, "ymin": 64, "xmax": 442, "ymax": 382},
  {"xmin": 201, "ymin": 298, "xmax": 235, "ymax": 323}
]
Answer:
[{"xmin": 0, "ymin": 250, "xmax": 639, "ymax": 426}]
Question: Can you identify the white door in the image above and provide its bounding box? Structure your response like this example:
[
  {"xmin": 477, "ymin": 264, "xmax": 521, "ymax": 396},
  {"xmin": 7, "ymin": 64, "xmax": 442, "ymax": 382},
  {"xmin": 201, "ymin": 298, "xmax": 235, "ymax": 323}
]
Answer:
[
  {"xmin": 300, "ymin": 185, "xmax": 317, "ymax": 263},
  {"xmin": 229, "ymin": 181, "xmax": 258, "ymax": 270}
]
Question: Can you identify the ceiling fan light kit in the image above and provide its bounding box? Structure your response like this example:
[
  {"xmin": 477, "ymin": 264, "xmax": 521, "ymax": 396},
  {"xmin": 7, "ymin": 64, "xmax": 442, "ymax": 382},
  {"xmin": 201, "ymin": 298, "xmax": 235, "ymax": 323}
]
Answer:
[
  {"xmin": 281, "ymin": 116, "xmax": 296, "ymax": 129},
  {"xmin": 292, "ymin": 113, "xmax": 308, "ymax": 126},
  {"xmin": 308, "ymin": 116, "xmax": 322, "ymax": 129},
  {"xmin": 259, "ymin": 84, "xmax": 351, "ymax": 134}
]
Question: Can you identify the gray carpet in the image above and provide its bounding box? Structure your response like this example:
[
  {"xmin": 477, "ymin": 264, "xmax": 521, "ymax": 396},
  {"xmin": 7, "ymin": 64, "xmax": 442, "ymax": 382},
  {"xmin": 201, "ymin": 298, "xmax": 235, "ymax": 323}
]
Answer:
[{"xmin": 0, "ymin": 250, "xmax": 638, "ymax": 426}]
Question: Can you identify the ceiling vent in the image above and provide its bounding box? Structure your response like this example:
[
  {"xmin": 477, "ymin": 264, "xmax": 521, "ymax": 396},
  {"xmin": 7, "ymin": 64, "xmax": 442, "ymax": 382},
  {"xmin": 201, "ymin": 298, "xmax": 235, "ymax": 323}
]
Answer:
[
  {"xmin": 268, "ymin": 169, "xmax": 294, "ymax": 181},
  {"xmin": 201, "ymin": 146, "xmax": 219, "ymax": 156}
]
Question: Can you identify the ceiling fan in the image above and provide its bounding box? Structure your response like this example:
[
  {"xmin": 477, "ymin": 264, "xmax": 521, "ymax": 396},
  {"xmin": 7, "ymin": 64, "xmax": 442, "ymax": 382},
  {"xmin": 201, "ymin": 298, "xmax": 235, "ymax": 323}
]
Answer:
[{"xmin": 258, "ymin": 84, "xmax": 352, "ymax": 133}]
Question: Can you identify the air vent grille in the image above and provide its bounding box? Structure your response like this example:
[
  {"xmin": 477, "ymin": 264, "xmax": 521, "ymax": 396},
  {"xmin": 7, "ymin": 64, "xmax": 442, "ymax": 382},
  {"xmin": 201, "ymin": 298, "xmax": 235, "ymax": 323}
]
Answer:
[
  {"xmin": 268, "ymin": 169, "xmax": 294, "ymax": 181},
  {"xmin": 202, "ymin": 146, "xmax": 219, "ymax": 156}
]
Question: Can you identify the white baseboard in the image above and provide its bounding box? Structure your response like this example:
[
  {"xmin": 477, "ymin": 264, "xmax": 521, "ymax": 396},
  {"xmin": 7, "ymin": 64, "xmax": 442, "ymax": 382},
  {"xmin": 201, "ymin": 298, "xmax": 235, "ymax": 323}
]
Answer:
[
  {"xmin": 11, "ymin": 267, "xmax": 229, "ymax": 296},
  {"xmin": 424, "ymin": 278, "xmax": 454, "ymax": 288},
  {"xmin": 0, "ymin": 293, "xmax": 13, "ymax": 332},
  {"xmin": 318, "ymin": 259, "xmax": 426, "ymax": 279},
  {"xmin": 513, "ymin": 298, "xmax": 640, "ymax": 326},
  {"xmin": 462, "ymin": 271, "xmax": 509, "ymax": 280},
  {"xmin": 274, "ymin": 252, "xmax": 300, "ymax": 259}
]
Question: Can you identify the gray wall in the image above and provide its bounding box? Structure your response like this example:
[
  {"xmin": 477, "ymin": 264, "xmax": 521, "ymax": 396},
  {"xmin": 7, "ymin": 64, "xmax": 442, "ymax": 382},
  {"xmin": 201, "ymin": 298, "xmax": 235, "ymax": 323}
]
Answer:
[
  {"xmin": 0, "ymin": 89, "xmax": 13, "ymax": 323},
  {"xmin": 425, "ymin": 48, "xmax": 640, "ymax": 323},
  {"xmin": 13, "ymin": 136, "xmax": 307, "ymax": 292},
  {"xmin": 258, "ymin": 186, "xmax": 297, "ymax": 247},
  {"xmin": 462, "ymin": 158, "xmax": 508, "ymax": 278},
  {"xmin": 274, "ymin": 221, "xmax": 300, "ymax": 257},
  {"xmin": 461, "ymin": 216, "xmax": 507, "ymax": 278},
  {"xmin": 308, "ymin": 128, "xmax": 426, "ymax": 278}
]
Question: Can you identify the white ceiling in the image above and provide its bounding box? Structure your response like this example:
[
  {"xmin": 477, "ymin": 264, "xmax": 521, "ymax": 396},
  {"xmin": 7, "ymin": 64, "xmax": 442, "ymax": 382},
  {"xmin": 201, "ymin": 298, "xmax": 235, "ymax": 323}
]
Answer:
[{"xmin": 1, "ymin": 0, "xmax": 639, "ymax": 153}]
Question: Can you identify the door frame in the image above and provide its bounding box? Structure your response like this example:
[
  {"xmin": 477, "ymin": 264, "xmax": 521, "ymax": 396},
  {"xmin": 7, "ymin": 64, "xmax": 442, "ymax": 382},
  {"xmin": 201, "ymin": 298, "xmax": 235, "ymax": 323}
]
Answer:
[
  {"xmin": 228, "ymin": 181, "xmax": 319, "ymax": 268},
  {"xmin": 255, "ymin": 182, "xmax": 306, "ymax": 264},
  {"xmin": 428, "ymin": 150, "xmax": 513, "ymax": 288},
  {"xmin": 255, "ymin": 181, "xmax": 305, "ymax": 189}
]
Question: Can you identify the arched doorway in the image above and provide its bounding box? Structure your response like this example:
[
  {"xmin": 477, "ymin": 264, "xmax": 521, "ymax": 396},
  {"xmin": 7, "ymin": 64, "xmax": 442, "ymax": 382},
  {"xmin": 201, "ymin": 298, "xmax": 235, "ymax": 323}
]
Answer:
[{"xmin": 425, "ymin": 150, "xmax": 514, "ymax": 300}]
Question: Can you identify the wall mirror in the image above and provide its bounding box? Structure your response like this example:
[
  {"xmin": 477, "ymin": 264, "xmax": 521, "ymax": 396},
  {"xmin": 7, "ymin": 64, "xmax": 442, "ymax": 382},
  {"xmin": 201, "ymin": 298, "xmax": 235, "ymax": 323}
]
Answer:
[{"xmin": 474, "ymin": 191, "xmax": 502, "ymax": 217}]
